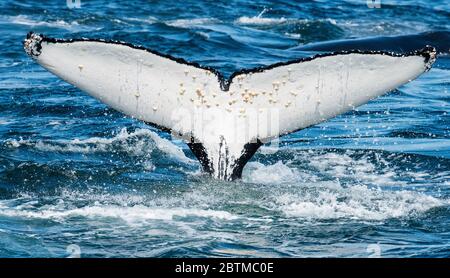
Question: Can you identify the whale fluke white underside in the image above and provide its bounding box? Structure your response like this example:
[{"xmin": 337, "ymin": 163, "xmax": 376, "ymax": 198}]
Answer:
[{"xmin": 24, "ymin": 32, "xmax": 436, "ymax": 180}]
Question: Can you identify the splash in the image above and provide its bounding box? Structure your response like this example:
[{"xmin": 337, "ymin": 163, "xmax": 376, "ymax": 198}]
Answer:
[
  {"xmin": 243, "ymin": 161, "xmax": 300, "ymax": 184},
  {"xmin": 244, "ymin": 149, "xmax": 441, "ymax": 187},
  {"xmin": 275, "ymin": 185, "xmax": 448, "ymax": 220},
  {"xmin": 241, "ymin": 150, "xmax": 448, "ymax": 220}
]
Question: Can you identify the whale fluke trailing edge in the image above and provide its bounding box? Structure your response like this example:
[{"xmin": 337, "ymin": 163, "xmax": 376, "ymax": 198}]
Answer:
[{"xmin": 23, "ymin": 32, "xmax": 436, "ymax": 181}]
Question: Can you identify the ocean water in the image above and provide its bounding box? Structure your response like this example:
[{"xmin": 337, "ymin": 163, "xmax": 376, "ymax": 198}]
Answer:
[{"xmin": 0, "ymin": 0, "xmax": 449, "ymax": 258}]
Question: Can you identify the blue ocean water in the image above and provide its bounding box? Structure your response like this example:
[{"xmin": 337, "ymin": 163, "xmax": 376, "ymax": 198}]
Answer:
[{"xmin": 0, "ymin": 0, "xmax": 449, "ymax": 257}]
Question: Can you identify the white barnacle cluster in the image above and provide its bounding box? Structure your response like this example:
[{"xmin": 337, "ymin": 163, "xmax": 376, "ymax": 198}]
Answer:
[
  {"xmin": 272, "ymin": 81, "xmax": 280, "ymax": 91},
  {"xmin": 178, "ymin": 82, "xmax": 187, "ymax": 101},
  {"xmin": 236, "ymin": 75, "xmax": 244, "ymax": 88},
  {"xmin": 24, "ymin": 33, "xmax": 43, "ymax": 57},
  {"xmin": 195, "ymin": 87, "xmax": 207, "ymax": 108},
  {"xmin": 177, "ymin": 68, "xmax": 224, "ymax": 109},
  {"xmin": 238, "ymin": 107, "xmax": 247, "ymax": 118},
  {"xmin": 241, "ymin": 88, "xmax": 259, "ymax": 104},
  {"xmin": 228, "ymin": 67, "xmax": 306, "ymax": 117},
  {"xmin": 228, "ymin": 97, "xmax": 238, "ymax": 106},
  {"xmin": 174, "ymin": 67, "xmax": 306, "ymax": 116},
  {"xmin": 269, "ymin": 69, "xmax": 302, "ymax": 107}
]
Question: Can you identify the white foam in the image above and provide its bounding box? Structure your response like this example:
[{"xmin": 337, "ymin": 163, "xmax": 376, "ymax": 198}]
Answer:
[
  {"xmin": 235, "ymin": 16, "xmax": 288, "ymax": 25},
  {"xmin": 276, "ymin": 185, "xmax": 447, "ymax": 220},
  {"xmin": 3, "ymin": 173, "xmax": 447, "ymax": 224},
  {"xmin": 126, "ymin": 16, "xmax": 158, "ymax": 25},
  {"xmin": 148, "ymin": 131, "xmax": 192, "ymax": 163},
  {"xmin": 8, "ymin": 15, "xmax": 80, "ymax": 30},
  {"xmin": 2, "ymin": 144, "xmax": 446, "ymax": 222},
  {"xmin": 0, "ymin": 118, "xmax": 11, "ymax": 125},
  {"xmin": 241, "ymin": 150, "xmax": 448, "ymax": 220},
  {"xmin": 0, "ymin": 204, "xmax": 237, "ymax": 223},
  {"xmin": 305, "ymin": 151, "xmax": 409, "ymax": 186},
  {"xmin": 284, "ymin": 32, "xmax": 302, "ymax": 39},
  {"xmin": 235, "ymin": 16, "xmax": 337, "ymax": 26},
  {"xmin": 244, "ymin": 150, "xmax": 431, "ymax": 187},
  {"xmin": 243, "ymin": 161, "xmax": 300, "ymax": 184},
  {"xmin": 5, "ymin": 128, "xmax": 193, "ymax": 163},
  {"xmin": 48, "ymin": 120, "xmax": 61, "ymax": 126},
  {"xmin": 165, "ymin": 18, "xmax": 218, "ymax": 28},
  {"xmin": 338, "ymin": 20, "xmax": 428, "ymax": 37}
]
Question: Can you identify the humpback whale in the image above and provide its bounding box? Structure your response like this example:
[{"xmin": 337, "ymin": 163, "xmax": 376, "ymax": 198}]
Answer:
[
  {"xmin": 293, "ymin": 31, "xmax": 450, "ymax": 55},
  {"xmin": 23, "ymin": 32, "xmax": 436, "ymax": 181}
]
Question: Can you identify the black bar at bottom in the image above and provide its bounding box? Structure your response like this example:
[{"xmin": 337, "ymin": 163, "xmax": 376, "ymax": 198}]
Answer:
[{"xmin": 0, "ymin": 258, "xmax": 448, "ymax": 276}]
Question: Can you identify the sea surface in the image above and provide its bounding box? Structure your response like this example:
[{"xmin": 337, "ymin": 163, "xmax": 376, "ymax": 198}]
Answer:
[{"xmin": 0, "ymin": 0, "xmax": 449, "ymax": 257}]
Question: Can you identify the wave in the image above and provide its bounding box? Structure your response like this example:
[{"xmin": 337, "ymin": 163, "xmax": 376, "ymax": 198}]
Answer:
[
  {"xmin": 5, "ymin": 15, "xmax": 84, "ymax": 30},
  {"xmin": 244, "ymin": 149, "xmax": 445, "ymax": 187},
  {"xmin": 240, "ymin": 150, "xmax": 449, "ymax": 220},
  {"xmin": 0, "ymin": 118, "xmax": 12, "ymax": 125},
  {"xmin": 236, "ymin": 8, "xmax": 305, "ymax": 26},
  {"xmin": 3, "ymin": 179, "xmax": 447, "ymax": 223},
  {"xmin": 5, "ymin": 128, "xmax": 193, "ymax": 163},
  {"xmin": 0, "ymin": 203, "xmax": 237, "ymax": 223},
  {"xmin": 337, "ymin": 19, "xmax": 430, "ymax": 37},
  {"xmin": 165, "ymin": 18, "xmax": 219, "ymax": 28},
  {"xmin": 3, "ymin": 147, "xmax": 447, "ymax": 221},
  {"xmin": 243, "ymin": 161, "xmax": 300, "ymax": 184},
  {"xmin": 235, "ymin": 16, "xmax": 337, "ymax": 27},
  {"xmin": 125, "ymin": 16, "xmax": 158, "ymax": 25},
  {"xmin": 275, "ymin": 185, "xmax": 447, "ymax": 220},
  {"xmin": 234, "ymin": 15, "xmax": 343, "ymax": 42},
  {"xmin": 235, "ymin": 16, "xmax": 288, "ymax": 25},
  {"xmin": 244, "ymin": 161, "xmax": 447, "ymax": 221}
]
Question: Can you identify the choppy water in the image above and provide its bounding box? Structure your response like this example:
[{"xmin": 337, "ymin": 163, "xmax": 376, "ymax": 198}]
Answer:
[{"xmin": 0, "ymin": 0, "xmax": 449, "ymax": 257}]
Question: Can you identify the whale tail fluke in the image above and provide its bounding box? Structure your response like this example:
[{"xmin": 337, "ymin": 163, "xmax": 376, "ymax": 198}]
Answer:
[{"xmin": 24, "ymin": 32, "xmax": 436, "ymax": 180}]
